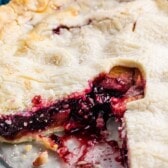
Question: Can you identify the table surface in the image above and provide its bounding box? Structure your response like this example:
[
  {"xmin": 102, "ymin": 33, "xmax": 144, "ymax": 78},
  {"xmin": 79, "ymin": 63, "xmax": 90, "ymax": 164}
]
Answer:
[{"xmin": 0, "ymin": 0, "xmax": 9, "ymax": 5}]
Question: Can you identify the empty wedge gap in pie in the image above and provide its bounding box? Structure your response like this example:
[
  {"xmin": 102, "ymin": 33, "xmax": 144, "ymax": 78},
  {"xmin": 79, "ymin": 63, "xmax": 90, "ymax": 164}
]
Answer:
[{"xmin": 0, "ymin": 65, "xmax": 145, "ymax": 166}]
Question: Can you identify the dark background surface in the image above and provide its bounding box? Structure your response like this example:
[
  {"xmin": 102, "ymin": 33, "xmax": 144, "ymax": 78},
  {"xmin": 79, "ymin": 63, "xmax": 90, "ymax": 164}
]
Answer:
[{"xmin": 0, "ymin": 0, "xmax": 9, "ymax": 5}]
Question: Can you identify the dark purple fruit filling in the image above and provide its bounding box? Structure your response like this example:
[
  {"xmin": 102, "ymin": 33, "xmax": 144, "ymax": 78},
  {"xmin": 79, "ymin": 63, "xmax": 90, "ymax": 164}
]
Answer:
[
  {"xmin": 0, "ymin": 66, "xmax": 145, "ymax": 141},
  {"xmin": 0, "ymin": 66, "xmax": 145, "ymax": 167},
  {"xmin": 52, "ymin": 20, "xmax": 92, "ymax": 35},
  {"xmin": 49, "ymin": 68, "xmax": 144, "ymax": 167},
  {"xmin": 53, "ymin": 25, "xmax": 70, "ymax": 35}
]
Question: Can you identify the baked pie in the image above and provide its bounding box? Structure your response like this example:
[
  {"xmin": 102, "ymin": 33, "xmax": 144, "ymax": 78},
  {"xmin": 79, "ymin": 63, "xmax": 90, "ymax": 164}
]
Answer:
[{"xmin": 0, "ymin": 0, "xmax": 168, "ymax": 167}]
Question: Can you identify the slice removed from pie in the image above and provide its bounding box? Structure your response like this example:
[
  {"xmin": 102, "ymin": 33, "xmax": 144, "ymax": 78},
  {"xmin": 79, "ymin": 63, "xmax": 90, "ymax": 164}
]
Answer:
[
  {"xmin": 0, "ymin": 65, "xmax": 145, "ymax": 142},
  {"xmin": 0, "ymin": 64, "xmax": 145, "ymax": 167}
]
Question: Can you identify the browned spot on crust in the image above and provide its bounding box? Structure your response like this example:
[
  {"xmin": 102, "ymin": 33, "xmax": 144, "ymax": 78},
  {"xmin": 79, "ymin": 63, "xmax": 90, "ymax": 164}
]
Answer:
[{"xmin": 33, "ymin": 151, "xmax": 48, "ymax": 167}]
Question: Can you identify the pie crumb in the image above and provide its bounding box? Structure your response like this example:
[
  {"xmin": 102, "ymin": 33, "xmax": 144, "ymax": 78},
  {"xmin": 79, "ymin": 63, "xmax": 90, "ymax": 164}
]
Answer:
[
  {"xmin": 22, "ymin": 154, "xmax": 27, "ymax": 159},
  {"xmin": 33, "ymin": 151, "xmax": 48, "ymax": 167},
  {"xmin": 24, "ymin": 145, "xmax": 32, "ymax": 153}
]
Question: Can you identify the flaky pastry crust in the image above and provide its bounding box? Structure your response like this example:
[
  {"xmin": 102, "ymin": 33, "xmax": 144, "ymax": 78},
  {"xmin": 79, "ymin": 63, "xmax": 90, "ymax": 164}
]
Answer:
[{"xmin": 0, "ymin": 0, "xmax": 168, "ymax": 167}]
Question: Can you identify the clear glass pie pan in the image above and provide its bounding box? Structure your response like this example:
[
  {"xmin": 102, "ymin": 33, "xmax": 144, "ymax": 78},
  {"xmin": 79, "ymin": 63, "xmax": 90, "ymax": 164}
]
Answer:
[{"xmin": 0, "ymin": 119, "xmax": 124, "ymax": 168}]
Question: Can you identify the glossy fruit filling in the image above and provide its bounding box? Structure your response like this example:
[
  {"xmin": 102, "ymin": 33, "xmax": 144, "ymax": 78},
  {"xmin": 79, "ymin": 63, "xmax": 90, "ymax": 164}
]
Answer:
[
  {"xmin": 0, "ymin": 66, "xmax": 145, "ymax": 141},
  {"xmin": 0, "ymin": 66, "xmax": 145, "ymax": 167}
]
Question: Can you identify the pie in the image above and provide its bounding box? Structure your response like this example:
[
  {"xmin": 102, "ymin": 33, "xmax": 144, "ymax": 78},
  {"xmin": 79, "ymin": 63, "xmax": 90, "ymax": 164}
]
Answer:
[{"xmin": 0, "ymin": 0, "xmax": 168, "ymax": 167}]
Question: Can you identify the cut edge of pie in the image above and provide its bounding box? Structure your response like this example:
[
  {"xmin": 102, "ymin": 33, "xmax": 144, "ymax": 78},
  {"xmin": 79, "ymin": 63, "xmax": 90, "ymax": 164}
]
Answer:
[{"xmin": 0, "ymin": 60, "xmax": 146, "ymax": 143}]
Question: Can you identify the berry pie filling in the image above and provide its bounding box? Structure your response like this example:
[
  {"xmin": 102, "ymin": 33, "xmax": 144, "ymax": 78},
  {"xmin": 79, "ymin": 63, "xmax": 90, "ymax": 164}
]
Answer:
[{"xmin": 0, "ymin": 66, "xmax": 145, "ymax": 166}]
